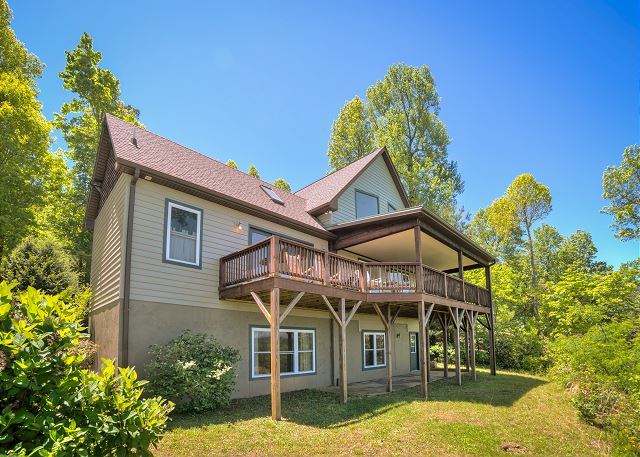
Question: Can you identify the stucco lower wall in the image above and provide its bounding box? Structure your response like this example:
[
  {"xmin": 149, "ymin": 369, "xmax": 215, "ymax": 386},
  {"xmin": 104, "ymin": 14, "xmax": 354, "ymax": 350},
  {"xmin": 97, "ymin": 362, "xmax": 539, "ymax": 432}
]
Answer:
[
  {"xmin": 127, "ymin": 299, "xmax": 420, "ymax": 399},
  {"xmin": 89, "ymin": 299, "xmax": 121, "ymax": 367}
]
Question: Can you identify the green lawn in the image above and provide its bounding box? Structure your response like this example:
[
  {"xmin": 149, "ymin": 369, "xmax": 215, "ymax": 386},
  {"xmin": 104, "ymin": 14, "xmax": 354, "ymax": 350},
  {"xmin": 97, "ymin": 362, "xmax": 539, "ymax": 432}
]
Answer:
[{"xmin": 154, "ymin": 371, "xmax": 610, "ymax": 456}]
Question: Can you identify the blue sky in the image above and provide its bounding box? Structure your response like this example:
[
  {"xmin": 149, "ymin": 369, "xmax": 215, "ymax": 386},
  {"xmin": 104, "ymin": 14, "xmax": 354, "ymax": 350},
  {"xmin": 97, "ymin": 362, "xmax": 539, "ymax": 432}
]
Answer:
[{"xmin": 12, "ymin": 0, "xmax": 639, "ymax": 267}]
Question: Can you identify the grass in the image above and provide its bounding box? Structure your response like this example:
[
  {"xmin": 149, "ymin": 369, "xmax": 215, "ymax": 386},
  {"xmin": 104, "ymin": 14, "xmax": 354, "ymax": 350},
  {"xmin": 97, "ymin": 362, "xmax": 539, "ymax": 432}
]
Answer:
[{"xmin": 154, "ymin": 370, "xmax": 611, "ymax": 456}]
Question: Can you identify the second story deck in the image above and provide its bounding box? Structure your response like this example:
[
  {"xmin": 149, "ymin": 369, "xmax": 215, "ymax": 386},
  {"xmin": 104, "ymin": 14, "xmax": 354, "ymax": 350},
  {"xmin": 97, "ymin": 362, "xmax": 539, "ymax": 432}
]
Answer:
[{"xmin": 219, "ymin": 236, "xmax": 492, "ymax": 313}]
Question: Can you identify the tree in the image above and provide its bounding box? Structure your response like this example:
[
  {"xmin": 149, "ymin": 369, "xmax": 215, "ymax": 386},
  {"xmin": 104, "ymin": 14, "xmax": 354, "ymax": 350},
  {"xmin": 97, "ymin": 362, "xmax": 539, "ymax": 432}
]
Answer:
[
  {"xmin": 226, "ymin": 159, "xmax": 238, "ymax": 169},
  {"xmin": 0, "ymin": 0, "xmax": 51, "ymax": 260},
  {"xmin": 602, "ymin": 145, "xmax": 640, "ymax": 241},
  {"xmin": 327, "ymin": 96, "xmax": 374, "ymax": 170},
  {"xmin": 248, "ymin": 164, "xmax": 260, "ymax": 178},
  {"xmin": 273, "ymin": 178, "xmax": 291, "ymax": 192},
  {"xmin": 0, "ymin": 236, "xmax": 78, "ymax": 295},
  {"xmin": 326, "ymin": 64, "xmax": 463, "ymax": 220},
  {"xmin": 54, "ymin": 32, "xmax": 140, "ymax": 277},
  {"xmin": 487, "ymin": 174, "xmax": 552, "ymax": 318}
]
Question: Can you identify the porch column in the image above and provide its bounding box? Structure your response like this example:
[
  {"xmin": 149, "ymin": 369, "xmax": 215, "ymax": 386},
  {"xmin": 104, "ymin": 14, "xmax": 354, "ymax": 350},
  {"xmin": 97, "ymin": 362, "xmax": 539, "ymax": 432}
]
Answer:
[
  {"xmin": 339, "ymin": 299, "xmax": 348, "ymax": 403},
  {"xmin": 414, "ymin": 226, "xmax": 424, "ymax": 292},
  {"xmin": 418, "ymin": 301, "xmax": 428, "ymax": 399},
  {"xmin": 464, "ymin": 315, "xmax": 470, "ymax": 372},
  {"xmin": 450, "ymin": 307, "xmax": 463, "ymax": 386},
  {"xmin": 425, "ymin": 317, "xmax": 431, "ymax": 381},
  {"xmin": 469, "ymin": 311, "xmax": 478, "ymax": 381},
  {"xmin": 372, "ymin": 303, "xmax": 393, "ymax": 392},
  {"xmin": 438, "ymin": 313, "xmax": 449, "ymax": 378},
  {"xmin": 485, "ymin": 265, "xmax": 497, "ymax": 376},
  {"xmin": 270, "ymin": 288, "xmax": 281, "ymax": 420}
]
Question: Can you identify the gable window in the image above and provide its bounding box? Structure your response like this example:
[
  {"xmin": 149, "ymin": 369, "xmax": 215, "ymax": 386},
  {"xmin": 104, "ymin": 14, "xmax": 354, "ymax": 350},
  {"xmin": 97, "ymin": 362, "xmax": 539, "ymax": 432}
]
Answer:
[
  {"xmin": 355, "ymin": 190, "xmax": 379, "ymax": 219},
  {"xmin": 251, "ymin": 327, "xmax": 316, "ymax": 378},
  {"xmin": 363, "ymin": 331, "xmax": 386, "ymax": 369},
  {"xmin": 388, "ymin": 203, "xmax": 396, "ymax": 213},
  {"xmin": 164, "ymin": 200, "xmax": 202, "ymax": 267}
]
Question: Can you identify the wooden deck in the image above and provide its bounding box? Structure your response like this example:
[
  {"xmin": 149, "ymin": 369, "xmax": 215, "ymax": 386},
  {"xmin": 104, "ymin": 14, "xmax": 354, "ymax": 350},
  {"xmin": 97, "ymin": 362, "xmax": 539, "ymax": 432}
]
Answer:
[{"xmin": 219, "ymin": 236, "xmax": 492, "ymax": 316}]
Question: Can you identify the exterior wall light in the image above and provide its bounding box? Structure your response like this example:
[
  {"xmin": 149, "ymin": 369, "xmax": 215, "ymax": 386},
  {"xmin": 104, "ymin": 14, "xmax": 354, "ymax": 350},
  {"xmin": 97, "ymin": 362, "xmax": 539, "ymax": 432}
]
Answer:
[{"xmin": 233, "ymin": 222, "xmax": 244, "ymax": 233}]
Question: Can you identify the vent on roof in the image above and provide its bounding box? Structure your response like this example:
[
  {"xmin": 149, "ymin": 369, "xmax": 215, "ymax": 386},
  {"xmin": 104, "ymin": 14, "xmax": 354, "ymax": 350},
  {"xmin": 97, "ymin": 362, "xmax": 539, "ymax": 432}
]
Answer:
[{"xmin": 261, "ymin": 185, "xmax": 284, "ymax": 205}]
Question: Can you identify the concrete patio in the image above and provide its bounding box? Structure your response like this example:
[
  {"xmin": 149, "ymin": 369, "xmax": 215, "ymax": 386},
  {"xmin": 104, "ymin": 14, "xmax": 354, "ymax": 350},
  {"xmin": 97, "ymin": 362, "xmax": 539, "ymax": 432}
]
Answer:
[{"xmin": 316, "ymin": 371, "xmax": 450, "ymax": 397}]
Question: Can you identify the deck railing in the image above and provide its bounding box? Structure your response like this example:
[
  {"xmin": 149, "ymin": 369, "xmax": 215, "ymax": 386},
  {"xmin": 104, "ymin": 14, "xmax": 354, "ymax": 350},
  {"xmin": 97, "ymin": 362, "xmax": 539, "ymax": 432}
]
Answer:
[{"xmin": 219, "ymin": 236, "xmax": 491, "ymax": 308}]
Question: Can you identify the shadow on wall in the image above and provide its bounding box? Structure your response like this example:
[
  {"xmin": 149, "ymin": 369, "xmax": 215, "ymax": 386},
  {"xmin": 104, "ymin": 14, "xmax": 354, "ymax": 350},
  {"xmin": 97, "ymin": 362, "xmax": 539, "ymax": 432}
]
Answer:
[{"xmin": 167, "ymin": 371, "xmax": 546, "ymax": 430}]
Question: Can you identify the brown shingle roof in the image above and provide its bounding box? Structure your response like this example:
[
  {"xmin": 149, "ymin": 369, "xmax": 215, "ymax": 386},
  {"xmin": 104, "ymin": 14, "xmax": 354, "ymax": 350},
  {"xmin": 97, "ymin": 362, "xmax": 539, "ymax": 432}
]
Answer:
[
  {"xmin": 295, "ymin": 148, "xmax": 410, "ymax": 214},
  {"xmin": 97, "ymin": 114, "xmax": 329, "ymax": 236}
]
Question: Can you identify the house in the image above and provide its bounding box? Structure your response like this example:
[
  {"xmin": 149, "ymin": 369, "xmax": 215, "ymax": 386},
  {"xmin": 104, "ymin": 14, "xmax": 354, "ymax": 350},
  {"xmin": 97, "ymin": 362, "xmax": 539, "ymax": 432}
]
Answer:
[{"xmin": 86, "ymin": 114, "xmax": 496, "ymax": 420}]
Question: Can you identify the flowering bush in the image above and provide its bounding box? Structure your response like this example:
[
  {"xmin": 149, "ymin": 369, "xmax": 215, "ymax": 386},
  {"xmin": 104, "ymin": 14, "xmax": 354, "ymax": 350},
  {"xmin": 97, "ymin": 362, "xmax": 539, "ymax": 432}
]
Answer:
[
  {"xmin": 0, "ymin": 282, "xmax": 173, "ymax": 456},
  {"xmin": 146, "ymin": 331, "xmax": 240, "ymax": 413}
]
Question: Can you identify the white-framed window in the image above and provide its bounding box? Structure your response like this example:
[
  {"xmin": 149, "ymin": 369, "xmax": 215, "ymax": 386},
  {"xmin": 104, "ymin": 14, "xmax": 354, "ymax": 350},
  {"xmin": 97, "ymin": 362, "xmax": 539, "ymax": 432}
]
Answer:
[
  {"xmin": 164, "ymin": 200, "xmax": 202, "ymax": 267},
  {"xmin": 251, "ymin": 327, "xmax": 316, "ymax": 378},
  {"xmin": 363, "ymin": 331, "xmax": 386, "ymax": 368},
  {"xmin": 410, "ymin": 333, "xmax": 417, "ymax": 353}
]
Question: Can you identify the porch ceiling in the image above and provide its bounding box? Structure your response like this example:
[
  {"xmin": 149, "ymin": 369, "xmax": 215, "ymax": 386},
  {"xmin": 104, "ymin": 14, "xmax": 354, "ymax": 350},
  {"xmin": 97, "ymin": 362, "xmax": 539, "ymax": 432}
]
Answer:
[{"xmin": 339, "ymin": 229, "xmax": 476, "ymax": 271}]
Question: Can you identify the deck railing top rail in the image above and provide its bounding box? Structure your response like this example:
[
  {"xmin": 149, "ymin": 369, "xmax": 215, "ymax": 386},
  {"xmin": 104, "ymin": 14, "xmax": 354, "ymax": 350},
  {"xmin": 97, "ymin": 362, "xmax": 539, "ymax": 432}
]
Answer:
[{"xmin": 219, "ymin": 236, "xmax": 491, "ymax": 308}]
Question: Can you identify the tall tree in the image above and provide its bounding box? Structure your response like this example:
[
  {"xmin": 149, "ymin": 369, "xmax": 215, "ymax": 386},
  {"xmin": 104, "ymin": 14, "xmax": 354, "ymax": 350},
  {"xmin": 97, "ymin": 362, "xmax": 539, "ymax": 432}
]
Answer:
[
  {"xmin": 54, "ymin": 32, "xmax": 140, "ymax": 276},
  {"xmin": 0, "ymin": 0, "xmax": 51, "ymax": 259},
  {"xmin": 247, "ymin": 165, "xmax": 260, "ymax": 178},
  {"xmin": 273, "ymin": 178, "xmax": 291, "ymax": 192},
  {"xmin": 326, "ymin": 64, "xmax": 463, "ymax": 220},
  {"xmin": 327, "ymin": 96, "xmax": 374, "ymax": 170},
  {"xmin": 487, "ymin": 174, "xmax": 552, "ymax": 318},
  {"xmin": 602, "ymin": 145, "xmax": 640, "ymax": 241}
]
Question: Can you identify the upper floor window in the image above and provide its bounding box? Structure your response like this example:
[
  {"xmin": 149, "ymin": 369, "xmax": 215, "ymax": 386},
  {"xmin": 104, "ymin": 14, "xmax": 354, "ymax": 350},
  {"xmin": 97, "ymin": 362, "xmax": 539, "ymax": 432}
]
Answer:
[
  {"xmin": 355, "ymin": 190, "xmax": 379, "ymax": 219},
  {"xmin": 164, "ymin": 200, "xmax": 202, "ymax": 267},
  {"xmin": 249, "ymin": 226, "xmax": 313, "ymax": 247}
]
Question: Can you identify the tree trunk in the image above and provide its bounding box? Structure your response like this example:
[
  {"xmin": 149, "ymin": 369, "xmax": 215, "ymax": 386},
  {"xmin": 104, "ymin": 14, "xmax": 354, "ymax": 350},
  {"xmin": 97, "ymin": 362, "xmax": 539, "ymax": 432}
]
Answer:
[{"xmin": 525, "ymin": 224, "xmax": 539, "ymax": 319}]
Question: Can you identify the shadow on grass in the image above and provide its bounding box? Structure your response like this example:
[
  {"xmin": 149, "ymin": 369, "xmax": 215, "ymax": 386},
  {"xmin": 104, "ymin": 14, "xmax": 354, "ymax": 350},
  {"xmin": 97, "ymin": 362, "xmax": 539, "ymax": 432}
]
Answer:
[{"xmin": 170, "ymin": 371, "xmax": 546, "ymax": 430}]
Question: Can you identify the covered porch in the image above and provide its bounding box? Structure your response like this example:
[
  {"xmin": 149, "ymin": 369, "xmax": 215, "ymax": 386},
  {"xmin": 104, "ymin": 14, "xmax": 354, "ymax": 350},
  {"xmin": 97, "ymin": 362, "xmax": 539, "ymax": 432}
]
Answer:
[{"xmin": 218, "ymin": 207, "xmax": 496, "ymax": 420}]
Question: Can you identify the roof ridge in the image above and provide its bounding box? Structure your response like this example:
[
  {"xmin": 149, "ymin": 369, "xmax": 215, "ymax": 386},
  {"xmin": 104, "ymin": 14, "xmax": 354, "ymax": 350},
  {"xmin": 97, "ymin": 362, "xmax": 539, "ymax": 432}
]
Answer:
[
  {"xmin": 106, "ymin": 113, "xmax": 300, "ymax": 197},
  {"xmin": 294, "ymin": 148, "xmax": 383, "ymax": 194}
]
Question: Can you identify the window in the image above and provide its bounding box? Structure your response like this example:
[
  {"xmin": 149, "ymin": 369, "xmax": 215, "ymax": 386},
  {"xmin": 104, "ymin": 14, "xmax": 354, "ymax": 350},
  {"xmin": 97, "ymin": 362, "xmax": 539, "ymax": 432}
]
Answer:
[
  {"xmin": 388, "ymin": 203, "xmax": 396, "ymax": 213},
  {"xmin": 251, "ymin": 327, "xmax": 315, "ymax": 378},
  {"xmin": 410, "ymin": 334, "xmax": 417, "ymax": 353},
  {"xmin": 260, "ymin": 185, "xmax": 284, "ymax": 205},
  {"xmin": 355, "ymin": 190, "xmax": 379, "ymax": 218},
  {"xmin": 363, "ymin": 331, "xmax": 386, "ymax": 369},
  {"xmin": 248, "ymin": 227, "xmax": 313, "ymax": 246},
  {"xmin": 164, "ymin": 200, "xmax": 202, "ymax": 267}
]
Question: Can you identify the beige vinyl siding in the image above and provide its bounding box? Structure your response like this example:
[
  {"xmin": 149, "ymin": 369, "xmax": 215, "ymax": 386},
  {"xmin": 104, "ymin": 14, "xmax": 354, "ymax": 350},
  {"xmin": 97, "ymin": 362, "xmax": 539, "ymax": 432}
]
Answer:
[
  {"xmin": 331, "ymin": 155, "xmax": 406, "ymax": 225},
  {"xmin": 90, "ymin": 173, "xmax": 130, "ymax": 310},
  {"xmin": 129, "ymin": 180, "xmax": 328, "ymax": 308}
]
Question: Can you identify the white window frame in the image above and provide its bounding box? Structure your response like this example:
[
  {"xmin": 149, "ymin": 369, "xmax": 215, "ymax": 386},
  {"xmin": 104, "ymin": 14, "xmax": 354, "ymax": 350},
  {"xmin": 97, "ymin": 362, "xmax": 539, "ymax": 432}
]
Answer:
[
  {"xmin": 410, "ymin": 333, "xmax": 417, "ymax": 354},
  {"xmin": 165, "ymin": 201, "xmax": 202, "ymax": 266},
  {"xmin": 251, "ymin": 327, "xmax": 316, "ymax": 378},
  {"xmin": 363, "ymin": 331, "xmax": 386, "ymax": 369}
]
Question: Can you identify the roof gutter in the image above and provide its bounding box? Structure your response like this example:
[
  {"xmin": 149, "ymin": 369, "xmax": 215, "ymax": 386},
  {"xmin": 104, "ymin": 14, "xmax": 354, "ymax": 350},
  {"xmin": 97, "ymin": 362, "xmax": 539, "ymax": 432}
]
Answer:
[{"xmin": 120, "ymin": 167, "xmax": 139, "ymax": 367}]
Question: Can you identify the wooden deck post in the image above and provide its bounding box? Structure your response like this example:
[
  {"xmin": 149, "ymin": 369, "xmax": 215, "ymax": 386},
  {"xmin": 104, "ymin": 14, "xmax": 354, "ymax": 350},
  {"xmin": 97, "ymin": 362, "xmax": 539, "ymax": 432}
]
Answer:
[
  {"xmin": 385, "ymin": 305, "xmax": 393, "ymax": 392},
  {"xmin": 270, "ymin": 288, "xmax": 281, "ymax": 420},
  {"xmin": 418, "ymin": 301, "xmax": 428, "ymax": 399},
  {"xmin": 414, "ymin": 226, "xmax": 424, "ymax": 292},
  {"xmin": 425, "ymin": 317, "xmax": 431, "ymax": 382},
  {"xmin": 464, "ymin": 315, "xmax": 470, "ymax": 373},
  {"xmin": 339, "ymin": 298, "xmax": 348, "ymax": 403},
  {"xmin": 485, "ymin": 265, "xmax": 497, "ymax": 376},
  {"xmin": 469, "ymin": 311, "xmax": 478, "ymax": 381},
  {"xmin": 449, "ymin": 307, "xmax": 463, "ymax": 386},
  {"xmin": 438, "ymin": 313, "xmax": 449, "ymax": 378}
]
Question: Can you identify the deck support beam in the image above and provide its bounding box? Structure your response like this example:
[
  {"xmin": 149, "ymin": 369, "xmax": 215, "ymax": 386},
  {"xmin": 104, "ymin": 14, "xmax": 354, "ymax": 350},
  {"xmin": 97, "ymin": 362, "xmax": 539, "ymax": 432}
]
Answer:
[
  {"xmin": 372, "ymin": 303, "xmax": 393, "ymax": 392},
  {"xmin": 437, "ymin": 313, "xmax": 449, "ymax": 378},
  {"xmin": 269, "ymin": 288, "xmax": 281, "ymax": 420},
  {"xmin": 322, "ymin": 296, "xmax": 361, "ymax": 403},
  {"xmin": 468, "ymin": 310, "xmax": 478, "ymax": 381},
  {"xmin": 464, "ymin": 315, "xmax": 470, "ymax": 372},
  {"xmin": 417, "ymin": 301, "xmax": 434, "ymax": 399},
  {"xmin": 485, "ymin": 265, "xmax": 497, "ymax": 376},
  {"xmin": 449, "ymin": 307, "xmax": 464, "ymax": 386}
]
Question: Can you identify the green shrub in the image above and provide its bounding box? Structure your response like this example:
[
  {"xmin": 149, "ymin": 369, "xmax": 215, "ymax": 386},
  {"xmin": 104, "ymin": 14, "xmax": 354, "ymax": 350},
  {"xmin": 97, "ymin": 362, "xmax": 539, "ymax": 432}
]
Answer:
[
  {"xmin": 0, "ymin": 236, "xmax": 78, "ymax": 294},
  {"xmin": 0, "ymin": 282, "xmax": 173, "ymax": 455},
  {"xmin": 549, "ymin": 320, "xmax": 640, "ymax": 454},
  {"xmin": 146, "ymin": 331, "xmax": 241, "ymax": 413}
]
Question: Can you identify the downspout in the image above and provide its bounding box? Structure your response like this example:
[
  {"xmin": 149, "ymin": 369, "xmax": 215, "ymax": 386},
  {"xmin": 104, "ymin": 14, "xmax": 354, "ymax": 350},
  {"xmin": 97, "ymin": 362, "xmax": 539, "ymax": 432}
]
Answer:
[{"xmin": 120, "ymin": 168, "xmax": 140, "ymax": 367}]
